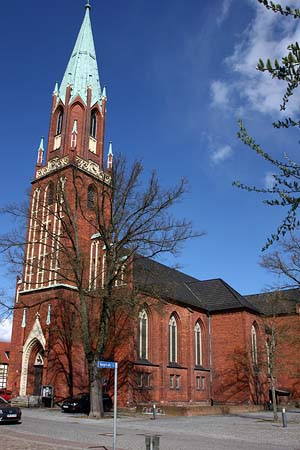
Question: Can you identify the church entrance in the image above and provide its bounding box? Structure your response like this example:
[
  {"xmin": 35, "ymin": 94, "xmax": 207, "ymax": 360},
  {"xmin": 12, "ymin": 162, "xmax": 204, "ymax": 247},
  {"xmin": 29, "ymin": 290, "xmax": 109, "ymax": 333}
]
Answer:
[
  {"xmin": 33, "ymin": 365, "xmax": 43, "ymax": 396},
  {"xmin": 32, "ymin": 350, "xmax": 44, "ymax": 396}
]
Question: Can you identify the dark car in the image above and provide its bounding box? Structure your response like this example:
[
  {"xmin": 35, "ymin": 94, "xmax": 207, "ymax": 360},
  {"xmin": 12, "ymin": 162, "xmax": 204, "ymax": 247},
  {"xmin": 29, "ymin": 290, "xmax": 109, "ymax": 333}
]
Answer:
[
  {"xmin": 61, "ymin": 392, "xmax": 112, "ymax": 414},
  {"xmin": 0, "ymin": 396, "xmax": 21, "ymax": 423}
]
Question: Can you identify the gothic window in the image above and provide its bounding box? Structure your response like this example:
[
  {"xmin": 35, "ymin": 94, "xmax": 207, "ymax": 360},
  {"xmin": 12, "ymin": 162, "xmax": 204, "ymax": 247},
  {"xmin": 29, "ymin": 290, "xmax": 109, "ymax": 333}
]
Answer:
[
  {"xmin": 194, "ymin": 321, "xmax": 202, "ymax": 366},
  {"xmin": 251, "ymin": 324, "xmax": 258, "ymax": 365},
  {"xmin": 47, "ymin": 182, "xmax": 54, "ymax": 206},
  {"xmin": 137, "ymin": 309, "xmax": 148, "ymax": 360},
  {"xmin": 87, "ymin": 184, "xmax": 96, "ymax": 209},
  {"xmin": 169, "ymin": 315, "xmax": 178, "ymax": 363},
  {"xmin": 90, "ymin": 110, "xmax": 97, "ymax": 138},
  {"xmin": 56, "ymin": 108, "xmax": 63, "ymax": 135}
]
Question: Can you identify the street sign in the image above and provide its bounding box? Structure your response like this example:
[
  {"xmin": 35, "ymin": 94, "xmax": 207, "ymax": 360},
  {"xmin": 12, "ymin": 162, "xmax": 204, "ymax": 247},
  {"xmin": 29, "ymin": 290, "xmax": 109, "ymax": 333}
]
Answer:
[
  {"xmin": 98, "ymin": 361, "xmax": 117, "ymax": 369},
  {"xmin": 97, "ymin": 360, "xmax": 118, "ymax": 450}
]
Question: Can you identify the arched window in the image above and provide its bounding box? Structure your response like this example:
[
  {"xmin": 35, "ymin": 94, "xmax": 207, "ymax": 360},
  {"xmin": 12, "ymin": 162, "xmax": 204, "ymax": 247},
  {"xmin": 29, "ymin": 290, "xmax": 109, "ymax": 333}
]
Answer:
[
  {"xmin": 137, "ymin": 309, "xmax": 148, "ymax": 360},
  {"xmin": 56, "ymin": 108, "xmax": 63, "ymax": 135},
  {"xmin": 90, "ymin": 110, "xmax": 97, "ymax": 138},
  {"xmin": 251, "ymin": 324, "xmax": 258, "ymax": 365},
  {"xmin": 87, "ymin": 184, "xmax": 96, "ymax": 209},
  {"xmin": 47, "ymin": 182, "xmax": 54, "ymax": 206},
  {"xmin": 169, "ymin": 315, "xmax": 178, "ymax": 363},
  {"xmin": 194, "ymin": 321, "xmax": 202, "ymax": 366}
]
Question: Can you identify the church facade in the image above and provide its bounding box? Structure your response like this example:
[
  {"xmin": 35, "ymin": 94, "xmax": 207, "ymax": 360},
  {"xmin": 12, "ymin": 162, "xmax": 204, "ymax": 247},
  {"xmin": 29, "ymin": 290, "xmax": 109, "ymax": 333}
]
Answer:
[{"xmin": 5, "ymin": 4, "xmax": 300, "ymax": 409}]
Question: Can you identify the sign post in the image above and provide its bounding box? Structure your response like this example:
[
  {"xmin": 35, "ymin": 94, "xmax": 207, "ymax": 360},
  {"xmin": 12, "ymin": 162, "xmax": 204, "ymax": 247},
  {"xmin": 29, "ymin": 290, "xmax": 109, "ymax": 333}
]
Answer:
[{"xmin": 98, "ymin": 361, "xmax": 118, "ymax": 450}]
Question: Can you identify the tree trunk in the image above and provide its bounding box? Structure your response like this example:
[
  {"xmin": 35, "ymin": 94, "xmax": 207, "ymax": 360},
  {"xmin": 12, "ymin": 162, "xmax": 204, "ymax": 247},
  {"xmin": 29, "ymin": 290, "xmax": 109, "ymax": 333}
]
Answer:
[
  {"xmin": 271, "ymin": 378, "xmax": 278, "ymax": 422},
  {"xmin": 88, "ymin": 357, "xmax": 103, "ymax": 419}
]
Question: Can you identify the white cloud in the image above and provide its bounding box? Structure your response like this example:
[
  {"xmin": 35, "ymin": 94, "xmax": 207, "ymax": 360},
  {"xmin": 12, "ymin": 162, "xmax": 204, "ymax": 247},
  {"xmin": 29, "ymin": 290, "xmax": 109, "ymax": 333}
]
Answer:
[
  {"xmin": 215, "ymin": 0, "xmax": 300, "ymax": 115},
  {"xmin": 217, "ymin": 0, "xmax": 233, "ymax": 25},
  {"xmin": 0, "ymin": 318, "xmax": 12, "ymax": 342},
  {"xmin": 264, "ymin": 172, "xmax": 275, "ymax": 189},
  {"xmin": 211, "ymin": 80, "xmax": 230, "ymax": 107},
  {"xmin": 211, "ymin": 145, "xmax": 233, "ymax": 164}
]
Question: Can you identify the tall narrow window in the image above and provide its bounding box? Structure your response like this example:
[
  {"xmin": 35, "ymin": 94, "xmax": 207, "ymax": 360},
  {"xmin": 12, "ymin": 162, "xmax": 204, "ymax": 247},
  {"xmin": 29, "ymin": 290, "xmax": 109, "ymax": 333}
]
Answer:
[
  {"xmin": 90, "ymin": 110, "xmax": 97, "ymax": 138},
  {"xmin": 266, "ymin": 339, "xmax": 271, "ymax": 375},
  {"xmin": 87, "ymin": 184, "xmax": 96, "ymax": 209},
  {"xmin": 194, "ymin": 321, "xmax": 202, "ymax": 366},
  {"xmin": 251, "ymin": 324, "xmax": 258, "ymax": 365},
  {"xmin": 56, "ymin": 109, "xmax": 63, "ymax": 135},
  {"xmin": 169, "ymin": 315, "xmax": 178, "ymax": 363},
  {"xmin": 47, "ymin": 182, "xmax": 54, "ymax": 206},
  {"xmin": 137, "ymin": 309, "xmax": 148, "ymax": 360}
]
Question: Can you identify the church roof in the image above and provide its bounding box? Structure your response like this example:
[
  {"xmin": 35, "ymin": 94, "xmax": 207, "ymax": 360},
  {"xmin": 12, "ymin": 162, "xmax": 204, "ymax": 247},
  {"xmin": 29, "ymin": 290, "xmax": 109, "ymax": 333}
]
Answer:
[
  {"xmin": 245, "ymin": 288, "xmax": 300, "ymax": 316},
  {"xmin": 133, "ymin": 256, "xmax": 258, "ymax": 314},
  {"xmin": 59, "ymin": 4, "xmax": 102, "ymax": 106}
]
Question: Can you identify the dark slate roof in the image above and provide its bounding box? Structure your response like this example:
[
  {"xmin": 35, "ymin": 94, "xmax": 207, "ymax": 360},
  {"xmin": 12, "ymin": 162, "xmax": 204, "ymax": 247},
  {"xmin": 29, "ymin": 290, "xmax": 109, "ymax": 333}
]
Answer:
[
  {"xmin": 245, "ymin": 288, "xmax": 300, "ymax": 316},
  {"xmin": 133, "ymin": 256, "xmax": 258, "ymax": 313}
]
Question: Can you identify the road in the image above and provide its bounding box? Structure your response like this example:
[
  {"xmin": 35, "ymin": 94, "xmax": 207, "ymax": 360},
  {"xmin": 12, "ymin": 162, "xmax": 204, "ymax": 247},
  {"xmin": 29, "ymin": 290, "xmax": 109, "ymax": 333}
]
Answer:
[{"xmin": 1, "ymin": 408, "xmax": 300, "ymax": 450}]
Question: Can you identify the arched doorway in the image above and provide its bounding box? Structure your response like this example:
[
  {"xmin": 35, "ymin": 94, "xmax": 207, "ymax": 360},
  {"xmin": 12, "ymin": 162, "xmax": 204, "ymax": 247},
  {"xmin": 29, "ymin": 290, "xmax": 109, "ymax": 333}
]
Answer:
[
  {"xmin": 33, "ymin": 349, "xmax": 44, "ymax": 396},
  {"xmin": 20, "ymin": 315, "xmax": 46, "ymax": 396}
]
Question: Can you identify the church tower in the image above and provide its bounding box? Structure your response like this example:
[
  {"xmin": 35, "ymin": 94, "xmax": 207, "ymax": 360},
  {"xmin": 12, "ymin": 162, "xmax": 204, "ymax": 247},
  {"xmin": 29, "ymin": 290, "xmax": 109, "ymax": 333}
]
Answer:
[{"xmin": 8, "ymin": 3, "xmax": 112, "ymax": 399}]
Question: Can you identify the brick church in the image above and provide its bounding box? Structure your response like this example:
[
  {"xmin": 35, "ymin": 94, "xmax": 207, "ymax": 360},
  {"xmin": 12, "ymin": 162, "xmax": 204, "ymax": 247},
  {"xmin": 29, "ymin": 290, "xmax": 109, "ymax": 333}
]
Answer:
[{"xmin": 5, "ymin": 3, "xmax": 300, "ymax": 409}]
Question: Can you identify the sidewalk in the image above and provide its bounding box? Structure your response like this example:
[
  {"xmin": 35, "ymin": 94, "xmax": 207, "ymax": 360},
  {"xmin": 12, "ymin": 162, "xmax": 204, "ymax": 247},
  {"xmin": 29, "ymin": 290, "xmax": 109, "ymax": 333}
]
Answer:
[{"xmin": 0, "ymin": 428, "xmax": 122, "ymax": 450}]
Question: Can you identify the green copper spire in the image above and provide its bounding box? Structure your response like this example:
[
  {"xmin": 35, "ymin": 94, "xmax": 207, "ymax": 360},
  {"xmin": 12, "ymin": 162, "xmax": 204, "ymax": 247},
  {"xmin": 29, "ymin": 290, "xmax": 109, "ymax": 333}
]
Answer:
[{"xmin": 59, "ymin": 3, "xmax": 101, "ymax": 106}]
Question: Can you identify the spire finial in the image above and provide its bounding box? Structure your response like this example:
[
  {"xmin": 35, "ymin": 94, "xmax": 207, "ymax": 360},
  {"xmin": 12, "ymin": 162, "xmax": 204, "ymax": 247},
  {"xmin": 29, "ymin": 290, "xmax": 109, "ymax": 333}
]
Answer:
[{"xmin": 85, "ymin": 0, "xmax": 91, "ymax": 9}]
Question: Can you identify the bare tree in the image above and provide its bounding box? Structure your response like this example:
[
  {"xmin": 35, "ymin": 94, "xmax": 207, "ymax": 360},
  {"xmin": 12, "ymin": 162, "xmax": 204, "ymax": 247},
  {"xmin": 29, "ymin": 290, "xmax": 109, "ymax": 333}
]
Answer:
[
  {"xmin": 261, "ymin": 233, "xmax": 300, "ymax": 288},
  {"xmin": 0, "ymin": 155, "xmax": 201, "ymax": 418}
]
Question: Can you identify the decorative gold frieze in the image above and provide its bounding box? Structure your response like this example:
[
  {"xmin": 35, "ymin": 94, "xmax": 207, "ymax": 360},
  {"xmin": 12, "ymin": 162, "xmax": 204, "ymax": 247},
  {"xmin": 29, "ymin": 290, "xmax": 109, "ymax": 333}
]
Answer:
[
  {"xmin": 75, "ymin": 157, "xmax": 111, "ymax": 184},
  {"xmin": 36, "ymin": 157, "xmax": 69, "ymax": 179}
]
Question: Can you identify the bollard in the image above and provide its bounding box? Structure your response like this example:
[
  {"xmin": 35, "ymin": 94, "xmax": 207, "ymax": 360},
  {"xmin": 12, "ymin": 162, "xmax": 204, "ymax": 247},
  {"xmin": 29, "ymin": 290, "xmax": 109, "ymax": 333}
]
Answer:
[
  {"xmin": 282, "ymin": 408, "xmax": 287, "ymax": 428},
  {"xmin": 152, "ymin": 404, "xmax": 156, "ymax": 420},
  {"xmin": 145, "ymin": 435, "xmax": 160, "ymax": 450}
]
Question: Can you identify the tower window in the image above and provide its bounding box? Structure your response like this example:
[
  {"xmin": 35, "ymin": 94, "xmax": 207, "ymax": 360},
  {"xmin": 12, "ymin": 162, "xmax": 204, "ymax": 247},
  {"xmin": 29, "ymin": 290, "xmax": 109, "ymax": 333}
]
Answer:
[
  {"xmin": 87, "ymin": 184, "xmax": 96, "ymax": 209},
  {"xmin": 90, "ymin": 110, "xmax": 97, "ymax": 138},
  {"xmin": 56, "ymin": 109, "xmax": 63, "ymax": 135},
  {"xmin": 48, "ymin": 182, "xmax": 54, "ymax": 206}
]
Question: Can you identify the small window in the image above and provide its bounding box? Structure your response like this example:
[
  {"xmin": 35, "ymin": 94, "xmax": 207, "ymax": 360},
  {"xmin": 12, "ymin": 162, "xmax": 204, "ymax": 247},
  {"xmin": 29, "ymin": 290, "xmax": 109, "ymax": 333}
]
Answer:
[
  {"xmin": 137, "ymin": 372, "xmax": 151, "ymax": 389},
  {"xmin": 87, "ymin": 184, "xmax": 96, "ymax": 209},
  {"xmin": 144, "ymin": 373, "xmax": 150, "ymax": 388},
  {"xmin": 169, "ymin": 374, "xmax": 174, "ymax": 389},
  {"xmin": 56, "ymin": 109, "xmax": 63, "ymax": 135},
  {"xmin": 196, "ymin": 376, "xmax": 201, "ymax": 391},
  {"xmin": 201, "ymin": 376, "xmax": 205, "ymax": 390},
  {"xmin": 90, "ymin": 110, "xmax": 97, "ymax": 138},
  {"xmin": 175, "ymin": 375, "xmax": 180, "ymax": 390},
  {"xmin": 137, "ymin": 373, "xmax": 143, "ymax": 388}
]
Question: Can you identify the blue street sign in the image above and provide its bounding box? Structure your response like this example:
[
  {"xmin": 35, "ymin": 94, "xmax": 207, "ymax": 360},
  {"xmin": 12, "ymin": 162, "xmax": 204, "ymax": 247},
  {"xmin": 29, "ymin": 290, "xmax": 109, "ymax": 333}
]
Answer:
[{"xmin": 98, "ymin": 361, "xmax": 117, "ymax": 369}]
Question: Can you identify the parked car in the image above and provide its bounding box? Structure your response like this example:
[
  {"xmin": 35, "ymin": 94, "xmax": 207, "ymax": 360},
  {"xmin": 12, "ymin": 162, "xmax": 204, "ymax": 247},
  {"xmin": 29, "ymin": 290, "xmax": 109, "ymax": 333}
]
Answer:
[
  {"xmin": 0, "ymin": 396, "xmax": 22, "ymax": 423},
  {"xmin": 0, "ymin": 389, "xmax": 12, "ymax": 402},
  {"xmin": 61, "ymin": 392, "xmax": 112, "ymax": 414}
]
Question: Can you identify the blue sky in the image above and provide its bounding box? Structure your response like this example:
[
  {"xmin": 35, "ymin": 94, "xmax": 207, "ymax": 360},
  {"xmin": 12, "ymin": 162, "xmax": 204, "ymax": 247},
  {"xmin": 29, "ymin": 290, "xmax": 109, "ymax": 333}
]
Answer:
[{"xmin": 0, "ymin": 0, "xmax": 299, "ymax": 339}]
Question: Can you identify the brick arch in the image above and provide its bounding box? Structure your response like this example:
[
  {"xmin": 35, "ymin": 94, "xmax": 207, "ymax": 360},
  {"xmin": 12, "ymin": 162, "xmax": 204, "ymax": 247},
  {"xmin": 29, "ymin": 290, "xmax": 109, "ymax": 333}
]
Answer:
[{"xmin": 19, "ymin": 317, "xmax": 46, "ymax": 396}]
